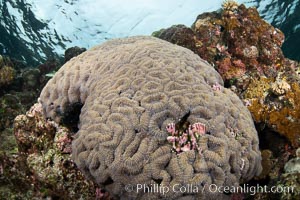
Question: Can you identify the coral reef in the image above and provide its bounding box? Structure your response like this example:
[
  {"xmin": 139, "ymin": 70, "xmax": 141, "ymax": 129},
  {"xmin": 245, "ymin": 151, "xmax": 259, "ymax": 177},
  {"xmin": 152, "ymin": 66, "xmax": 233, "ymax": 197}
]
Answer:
[
  {"xmin": 0, "ymin": 94, "xmax": 25, "ymax": 131},
  {"xmin": 151, "ymin": 3, "xmax": 300, "ymax": 198},
  {"xmin": 5, "ymin": 103, "xmax": 97, "ymax": 199},
  {"xmin": 0, "ymin": 55, "xmax": 64, "ymax": 198},
  {"xmin": 39, "ymin": 36, "xmax": 261, "ymax": 199},
  {"xmin": 0, "ymin": 56, "xmax": 62, "ymax": 132},
  {"xmin": 245, "ymin": 78, "xmax": 300, "ymax": 148},
  {"xmin": 153, "ymin": 2, "xmax": 300, "ymax": 148},
  {"xmin": 253, "ymin": 146, "xmax": 300, "ymax": 200},
  {"xmin": 3, "ymin": 2, "xmax": 300, "ymax": 199},
  {"xmin": 153, "ymin": 3, "xmax": 286, "ymax": 85},
  {"xmin": 0, "ymin": 65, "xmax": 15, "ymax": 87},
  {"xmin": 274, "ymin": 173, "xmax": 300, "ymax": 200},
  {"xmin": 152, "ymin": 24, "xmax": 197, "ymax": 53}
]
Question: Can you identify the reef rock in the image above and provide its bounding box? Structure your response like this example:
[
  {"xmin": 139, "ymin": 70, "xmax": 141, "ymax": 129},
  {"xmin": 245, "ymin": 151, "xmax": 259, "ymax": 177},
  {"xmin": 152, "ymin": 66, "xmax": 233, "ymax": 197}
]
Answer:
[
  {"xmin": 153, "ymin": 3, "xmax": 286, "ymax": 87},
  {"xmin": 39, "ymin": 36, "xmax": 261, "ymax": 199}
]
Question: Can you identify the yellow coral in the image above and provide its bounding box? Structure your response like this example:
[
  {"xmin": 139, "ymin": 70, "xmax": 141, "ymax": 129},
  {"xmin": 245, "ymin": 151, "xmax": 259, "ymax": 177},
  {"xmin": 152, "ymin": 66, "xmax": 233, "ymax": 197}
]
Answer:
[
  {"xmin": 244, "ymin": 77, "xmax": 273, "ymax": 99},
  {"xmin": 248, "ymin": 82, "xmax": 300, "ymax": 147}
]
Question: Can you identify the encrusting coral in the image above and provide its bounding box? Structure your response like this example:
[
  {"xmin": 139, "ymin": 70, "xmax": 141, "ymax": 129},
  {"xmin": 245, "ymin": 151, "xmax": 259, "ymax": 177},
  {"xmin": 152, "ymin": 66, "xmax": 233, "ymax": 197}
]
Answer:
[
  {"xmin": 39, "ymin": 36, "xmax": 261, "ymax": 199},
  {"xmin": 246, "ymin": 80, "xmax": 300, "ymax": 148}
]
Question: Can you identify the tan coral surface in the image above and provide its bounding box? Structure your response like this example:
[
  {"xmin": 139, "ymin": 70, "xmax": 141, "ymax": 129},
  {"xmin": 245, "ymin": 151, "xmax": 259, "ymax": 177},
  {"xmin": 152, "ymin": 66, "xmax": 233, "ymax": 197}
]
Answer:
[{"xmin": 39, "ymin": 36, "xmax": 261, "ymax": 199}]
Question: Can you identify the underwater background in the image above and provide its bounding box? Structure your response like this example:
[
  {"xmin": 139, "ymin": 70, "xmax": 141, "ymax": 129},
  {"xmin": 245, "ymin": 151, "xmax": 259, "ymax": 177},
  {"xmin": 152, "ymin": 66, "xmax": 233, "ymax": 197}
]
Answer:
[
  {"xmin": 1, "ymin": 0, "xmax": 300, "ymax": 199},
  {"xmin": 1, "ymin": 0, "xmax": 299, "ymax": 65}
]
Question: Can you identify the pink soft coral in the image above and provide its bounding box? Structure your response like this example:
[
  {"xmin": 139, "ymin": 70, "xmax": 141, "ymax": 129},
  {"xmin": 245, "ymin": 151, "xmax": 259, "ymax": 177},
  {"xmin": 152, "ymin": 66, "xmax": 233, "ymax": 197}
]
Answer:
[{"xmin": 166, "ymin": 122, "xmax": 206, "ymax": 155}]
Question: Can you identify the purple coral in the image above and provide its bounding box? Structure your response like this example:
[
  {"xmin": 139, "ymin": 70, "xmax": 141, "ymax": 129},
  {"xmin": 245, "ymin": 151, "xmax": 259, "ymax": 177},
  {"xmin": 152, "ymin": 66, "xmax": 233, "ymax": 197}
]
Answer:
[{"xmin": 166, "ymin": 122, "xmax": 206, "ymax": 155}]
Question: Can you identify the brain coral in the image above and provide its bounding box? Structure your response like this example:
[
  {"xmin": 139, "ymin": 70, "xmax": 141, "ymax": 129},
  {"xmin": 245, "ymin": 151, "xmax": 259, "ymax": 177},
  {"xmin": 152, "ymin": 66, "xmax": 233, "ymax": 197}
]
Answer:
[{"xmin": 39, "ymin": 36, "xmax": 262, "ymax": 199}]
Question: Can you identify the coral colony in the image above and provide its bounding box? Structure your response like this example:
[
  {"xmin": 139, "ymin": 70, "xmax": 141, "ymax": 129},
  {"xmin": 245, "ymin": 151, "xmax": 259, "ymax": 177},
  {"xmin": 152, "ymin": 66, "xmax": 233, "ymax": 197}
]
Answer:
[
  {"xmin": 166, "ymin": 122, "xmax": 206, "ymax": 154},
  {"xmin": 37, "ymin": 36, "xmax": 262, "ymax": 199}
]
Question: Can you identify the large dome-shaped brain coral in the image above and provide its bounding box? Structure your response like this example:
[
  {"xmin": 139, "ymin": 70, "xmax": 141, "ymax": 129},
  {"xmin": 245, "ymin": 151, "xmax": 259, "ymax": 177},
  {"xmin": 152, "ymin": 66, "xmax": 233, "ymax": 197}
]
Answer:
[{"xmin": 38, "ymin": 36, "xmax": 261, "ymax": 199}]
